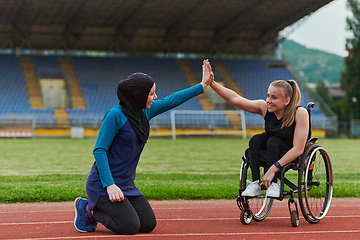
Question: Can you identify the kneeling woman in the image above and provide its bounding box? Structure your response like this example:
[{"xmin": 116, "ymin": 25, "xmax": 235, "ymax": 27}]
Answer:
[{"xmin": 74, "ymin": 60, "xmax": 213, "ymax": 235}]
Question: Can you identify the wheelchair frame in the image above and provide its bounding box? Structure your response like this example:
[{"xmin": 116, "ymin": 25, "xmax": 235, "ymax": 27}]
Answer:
[{"xmin": 236, "ymin": 102, "xmax": 333, "ymax": 227}]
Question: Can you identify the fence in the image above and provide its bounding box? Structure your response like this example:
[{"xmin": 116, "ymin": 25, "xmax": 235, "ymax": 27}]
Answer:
[
  {"xmin": 0, "ymin": 115, "xmax": 35, "ymax": 138},
  {"xmin": 0, "ymin": 110, "xmax": 338, "ymax": 138}
]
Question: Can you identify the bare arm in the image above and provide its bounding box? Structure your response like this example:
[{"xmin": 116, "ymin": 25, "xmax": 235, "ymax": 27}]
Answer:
[
  {"xmin": 278, "ymin": 107, "xmax": 309, "ymax": 166},
  {"xmin": 210, "ymin": 80, "xmax": 267, "ymax": 117}
]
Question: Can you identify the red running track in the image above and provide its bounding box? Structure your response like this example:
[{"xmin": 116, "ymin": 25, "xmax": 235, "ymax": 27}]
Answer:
[{"xmin": 0, "ymin": 198, "xmax": 359, "ymax": 240}]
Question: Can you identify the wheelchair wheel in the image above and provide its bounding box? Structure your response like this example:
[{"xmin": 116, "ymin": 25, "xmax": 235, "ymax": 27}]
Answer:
[
  {"xmin": 240, "ymin": 209, "xmax": 252, "ymax": 225},
  {"xmin": 240, "ymin": 161, "xmax": 273, "ymax": 221},
  {"xmin": 248, "ymin": 195, "xmax": 273, "ymax": 222},
  {"xmin": 298, "ymin": 143, "xmax": 333, "ymax": 224},
  {"xmin": 290, "ymin": 210, "xmax": 299, "ymax": 227}
]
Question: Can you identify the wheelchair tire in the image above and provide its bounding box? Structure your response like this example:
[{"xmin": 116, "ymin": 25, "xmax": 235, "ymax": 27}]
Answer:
[
  {"xmin": 298, "ymin": 143, "xmax": 333, "ymax": 224},
  {"xmin": 251, "ymin": 196, "xmax": 273, "ymax": 221},
  {"xmin": 290, "ymin": 210, "xmax": 299, "ymax": 227},
  {"xmin": 240, "ymin": 161, "xmax": 273, "ymax": 221},
  {"xmin": 240, "ymin": 209, "xmax": 252, "ymax": 225}
]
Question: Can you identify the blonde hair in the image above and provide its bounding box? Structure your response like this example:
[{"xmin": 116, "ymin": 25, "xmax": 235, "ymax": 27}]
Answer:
[{"xmin": 270, "ymin": 80, "xmax": 301, "ymax": 128}]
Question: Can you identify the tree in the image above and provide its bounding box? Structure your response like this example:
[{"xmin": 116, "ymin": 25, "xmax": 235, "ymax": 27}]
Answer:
[
  {"xmin": 315, "ymin": 80, "xmax": 334, "ymax": 116},
  {"xmin": 341, "ymin": 0, "xmax": 360, "ymax": 119},
  {"xmin": 316, "ymin": 80, "xmax": 330, "ymax": 105}
]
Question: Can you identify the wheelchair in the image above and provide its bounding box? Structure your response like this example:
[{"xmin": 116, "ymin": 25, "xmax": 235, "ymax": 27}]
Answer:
[{"xmin": 236, "ymin": 102, "xmax": 333, "ymax": 227}]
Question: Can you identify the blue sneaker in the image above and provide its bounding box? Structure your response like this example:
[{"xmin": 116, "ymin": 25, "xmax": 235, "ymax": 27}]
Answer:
[{"xmin": 74, "ymin": 197, "xmax": 97, "ymax": 232}]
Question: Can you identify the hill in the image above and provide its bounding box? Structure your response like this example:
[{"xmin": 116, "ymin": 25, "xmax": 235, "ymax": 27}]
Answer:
[{"xmin": 282, "ymin": 40, "xmax": 344, "ymax": 84}]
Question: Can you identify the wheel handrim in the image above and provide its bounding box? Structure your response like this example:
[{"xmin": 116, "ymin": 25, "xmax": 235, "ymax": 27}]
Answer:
[{"xmin": 303, "ymin": 147, "xmax": 333, "ymax": 221}]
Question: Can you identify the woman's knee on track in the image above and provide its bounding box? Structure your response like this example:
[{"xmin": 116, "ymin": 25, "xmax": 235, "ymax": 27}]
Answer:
[
  {"xmin": 138, "ymin": 217, "xmax": 157, "ymax": 233},
  {"xmin": 93, "ymin": 208, "xmax": 141, "ymax": 235},
  {"xmin": 112, "ymin": 214, "xmax": 141, "ymax": 235},
  {"xmin": 113, "ymin": 214, "xmax": 156, "ymax": 234}
]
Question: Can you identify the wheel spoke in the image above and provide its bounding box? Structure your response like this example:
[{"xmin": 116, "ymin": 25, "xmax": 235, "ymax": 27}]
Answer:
[
  {"xmin": 239, "ymin": 161, "xmax": 273, "ymax": 223},
  {"xmin": 298, "ymin": 145, "xmax": 333, "ymax": 223}
]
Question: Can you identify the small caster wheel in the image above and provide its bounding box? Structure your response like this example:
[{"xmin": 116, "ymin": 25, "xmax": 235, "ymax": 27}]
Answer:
[
  {"xmin": 290, "ymin": 210, "xmax": 299, "ymax": 227},
  {"xmin": 240, "ymin": 209, "xmax": 252, "ymax": 225}
]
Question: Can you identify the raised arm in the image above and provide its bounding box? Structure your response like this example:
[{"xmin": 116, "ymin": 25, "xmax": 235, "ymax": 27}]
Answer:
[{"xmin": 209, "ymin": 79, "xmax": 267, "ymax": 118}]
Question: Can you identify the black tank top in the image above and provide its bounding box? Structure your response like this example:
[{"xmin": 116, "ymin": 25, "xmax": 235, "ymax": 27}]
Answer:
[{"xmin": 264, "ymin": 110, "xmax": 295, "ymax": 147}]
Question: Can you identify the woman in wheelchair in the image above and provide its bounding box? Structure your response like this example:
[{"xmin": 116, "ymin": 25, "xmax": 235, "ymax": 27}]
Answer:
[{"xmin": 209, "ymin": 75, "xmax": 309, "ymax": 198}]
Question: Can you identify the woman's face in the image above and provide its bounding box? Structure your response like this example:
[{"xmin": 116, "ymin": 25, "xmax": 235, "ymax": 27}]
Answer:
[
  {"xmin": 266, "ymin": 85, "xmax": 290, "ymax": 113},
  {"xmin": 146, "ymin": 83, "xmax": 157, "ymax": 109}
]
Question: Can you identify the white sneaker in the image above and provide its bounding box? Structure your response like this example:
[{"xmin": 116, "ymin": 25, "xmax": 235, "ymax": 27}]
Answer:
[
  {"xmin": 266, "ymin": 182, "xmax": 280, "ymax": 198},
  {"xmin": 242, "ymin": 180, "xmax": 261, "ymax": 197}
]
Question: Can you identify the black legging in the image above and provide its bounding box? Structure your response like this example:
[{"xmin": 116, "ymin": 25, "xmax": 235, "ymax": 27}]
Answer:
[
  {"xmin": 248, "ymin": 132, "xmax": 291, "ymax": 183},
  {"xmin": 92, "ymin": 195, "xmax": 156, "ymax": 235}
]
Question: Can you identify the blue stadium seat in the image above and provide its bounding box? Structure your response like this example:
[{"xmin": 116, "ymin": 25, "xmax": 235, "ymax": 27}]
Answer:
[
  {"xmin": 71, "ymin": 56, "xmax": 202, "ymax": 125},
  {"xmin": 0, "ymin": 54, "xmax": 55, "ymax": 123},
  {"xmin": 0, "ymin": 54, "xmax": 328, "ymax": 129},
  {"xmin": 32, "ymin": 56, "xmax": 64, "ymax": 78}
]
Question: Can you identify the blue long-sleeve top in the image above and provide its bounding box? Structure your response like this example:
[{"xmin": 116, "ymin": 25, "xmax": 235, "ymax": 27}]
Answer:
[{"xmin": 86, "ymin": 83, "xmax": 204, "ymax": 210}]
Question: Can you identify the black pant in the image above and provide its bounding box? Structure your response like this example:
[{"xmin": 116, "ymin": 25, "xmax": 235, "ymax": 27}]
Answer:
[
  {"xmin": 248, "ymin": 132, "xmax": 291, "ymax": 182},
  {"xmin": 93, "ymin": 195, "xmax": 156, "ymax": 235}
]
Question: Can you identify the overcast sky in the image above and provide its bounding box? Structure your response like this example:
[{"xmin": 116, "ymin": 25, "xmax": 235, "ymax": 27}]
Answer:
[{"xmin": 285, "ymin": 0, "xmax": 352, "ymax": 57}]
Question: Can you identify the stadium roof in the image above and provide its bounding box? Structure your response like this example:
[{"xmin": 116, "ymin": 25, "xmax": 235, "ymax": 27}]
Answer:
[{"xmin": 0, "ymin": 0, "xmax": 333, "ymax": 56}]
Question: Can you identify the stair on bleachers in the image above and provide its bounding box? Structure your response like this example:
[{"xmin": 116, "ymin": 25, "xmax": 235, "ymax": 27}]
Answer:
[
  {"xmin": 213, "ymin": 61, "xmax": 243, "ymax": 128},
  {"xmin": 213, "ymin": 61, "xmax": 244, "ymax": 97},
  {"xmin": 53, "ymin": 108, "xmax": 70, "ymax": 126},
  {"xmin": 20, "ymin": 57, "xmax": 44, "ymax": 108},
  {"xmin": 177, "ymin": 60, "xmax": 214, "ymax": 110},
  {"xmin": 59, "ymin": 58, "xmax": 87, "ymax": 109}
]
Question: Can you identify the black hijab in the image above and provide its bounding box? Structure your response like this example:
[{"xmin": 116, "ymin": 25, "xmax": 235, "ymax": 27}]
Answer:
[{"xmin": 117, "ymin": 73, "xmax": 155, "ymax": 143}]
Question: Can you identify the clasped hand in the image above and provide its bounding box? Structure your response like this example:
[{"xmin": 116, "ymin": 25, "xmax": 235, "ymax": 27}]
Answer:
[
  {"xmin": 201, "ymin": 59, "xmax": 214, "ymax": 88},
  {"xmin": 106, "ymin": 184, "xmax": 124, "ymax": 202}
]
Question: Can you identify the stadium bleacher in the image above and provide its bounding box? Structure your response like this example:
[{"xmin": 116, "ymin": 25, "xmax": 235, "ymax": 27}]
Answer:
[
  {"xmin": 0, "ymin": 54, "xmax": 328, "ymax": 135},
  {"xmin": 0, "ymin": 55, "xmax": 55, "ymax": 125},
  {"xmin": 32, "ymin": 56, "xmax": 64, "ymax": 79},
  {"xmin": 0, "ymin": 55, "xmax": 29, "ymax": 115},
  {"xmin": 70, "ymin": 56, "xmax": 202, "ymax": 126}
]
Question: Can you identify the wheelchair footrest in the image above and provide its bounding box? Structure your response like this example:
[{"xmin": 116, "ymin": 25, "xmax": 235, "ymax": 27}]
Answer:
[{"xmin": 236, "ymin": 196, "xmax": 244, "ymax": 211}]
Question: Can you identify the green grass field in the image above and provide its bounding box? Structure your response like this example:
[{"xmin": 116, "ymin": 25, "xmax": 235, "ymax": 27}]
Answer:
[{"xmin": 0, "ymin": 137, "xmax": 359, "ymax": 203}]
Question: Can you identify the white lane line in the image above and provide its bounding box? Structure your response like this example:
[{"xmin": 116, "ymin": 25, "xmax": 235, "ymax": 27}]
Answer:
[
  {"xmin": 1, "ymin": 204, "xmax": 358, "ymax": 214},
  {"xmin": 7, "ymin": 230, "xmax": 360, "ymax": 240},
  {"xmin": 0, "ymin": 221, "xmax": 73, "ymax": 226},
  {"xmin": 0, "ymin": 210, "xmax": 73, "ymax": 214},
  {"xmin": 1, "ymin": 215, "xmax": 360, "ymax": 226}
]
